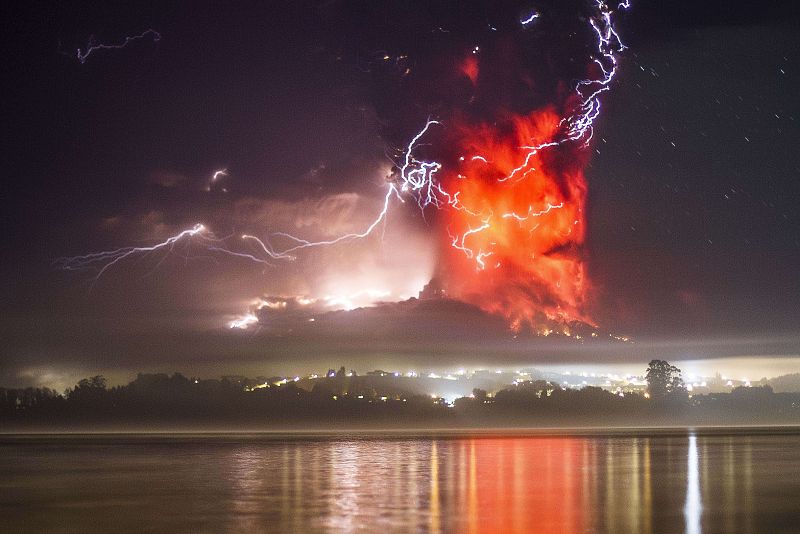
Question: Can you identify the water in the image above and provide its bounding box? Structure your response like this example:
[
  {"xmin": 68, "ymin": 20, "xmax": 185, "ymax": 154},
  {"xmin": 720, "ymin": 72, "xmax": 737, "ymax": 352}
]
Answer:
[{"xmin": 1, "ymin": 430, "xmax": 799, "ymax": 533}]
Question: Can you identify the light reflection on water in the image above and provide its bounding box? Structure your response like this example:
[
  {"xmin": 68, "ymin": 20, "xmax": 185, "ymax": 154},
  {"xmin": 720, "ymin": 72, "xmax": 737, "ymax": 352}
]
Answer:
[
  {"xmin": 685, "ymin": 434, "xmax": 702, "ymax": 534},
  {"xmin": 1, "ymin": 431, "xmax": 799, "ymax": 533}
]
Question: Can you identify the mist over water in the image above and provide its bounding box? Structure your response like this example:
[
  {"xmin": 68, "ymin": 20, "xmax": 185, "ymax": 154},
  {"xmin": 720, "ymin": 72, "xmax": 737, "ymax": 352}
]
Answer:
[{"xmin": 2, "ymin": 430, "xmax": 799, "ymax": 533}]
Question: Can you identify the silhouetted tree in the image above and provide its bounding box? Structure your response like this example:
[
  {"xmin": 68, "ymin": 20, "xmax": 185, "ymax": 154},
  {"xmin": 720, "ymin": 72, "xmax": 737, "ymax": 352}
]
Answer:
[
  {"xmin": 646, "ymin": 360, "xmax": 684, "ymax": 400},
  {"xmin": 64, "ymin": 375, "xmax": 110, "ymax": 412}
]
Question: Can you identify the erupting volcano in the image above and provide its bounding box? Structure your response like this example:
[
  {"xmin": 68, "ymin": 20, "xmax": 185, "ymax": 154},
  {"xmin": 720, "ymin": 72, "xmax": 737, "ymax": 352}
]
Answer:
[{"xmin": 58, "ymin": 0, "xmax": 630, "ymax": 337}]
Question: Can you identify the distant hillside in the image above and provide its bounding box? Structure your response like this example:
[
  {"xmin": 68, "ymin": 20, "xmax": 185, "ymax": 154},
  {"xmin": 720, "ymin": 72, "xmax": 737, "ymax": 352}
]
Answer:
[{"xmin": 768, "ymin": 373, "xmax": 800, "ymax": 393}]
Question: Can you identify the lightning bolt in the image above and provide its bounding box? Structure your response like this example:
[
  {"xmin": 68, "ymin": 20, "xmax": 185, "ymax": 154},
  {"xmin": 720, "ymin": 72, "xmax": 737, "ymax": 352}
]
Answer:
[
  {"xmin": 55, "ymin": 224, "xmax": 207, "ymax": 284},
  {"xmin": 71, "ymin": 29, "xmax": 161, "ymax": 64},
  {"xmin": 502, "ymin": 202, "xmax": 564, "ymax": 222},
  {"xmin": 520, "ymin": 11, "xmax": 541, "ymax": 26}
]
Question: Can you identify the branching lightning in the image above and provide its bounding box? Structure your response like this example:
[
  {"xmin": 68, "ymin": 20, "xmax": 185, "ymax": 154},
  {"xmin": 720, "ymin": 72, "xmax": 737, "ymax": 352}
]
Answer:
[
  {"xmin": 71, "ymin": 29, "xmax": 161, "ymax": 64},
  {"xmin": 55, "ymin": 224, "xmax": 207, "ymax": 282}
]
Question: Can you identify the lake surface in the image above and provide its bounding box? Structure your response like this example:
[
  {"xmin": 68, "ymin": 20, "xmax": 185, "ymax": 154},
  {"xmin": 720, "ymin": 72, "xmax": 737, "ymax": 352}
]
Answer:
[{"xmin": 1, "ymin": 429, "xmax": 799, "ymax": 533}]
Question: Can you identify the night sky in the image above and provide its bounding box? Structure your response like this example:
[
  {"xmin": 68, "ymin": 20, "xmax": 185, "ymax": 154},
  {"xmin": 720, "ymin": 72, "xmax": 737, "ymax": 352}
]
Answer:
[{"xmin": 2, "ymin": 0, "xmax": 800, "ymax": 388}]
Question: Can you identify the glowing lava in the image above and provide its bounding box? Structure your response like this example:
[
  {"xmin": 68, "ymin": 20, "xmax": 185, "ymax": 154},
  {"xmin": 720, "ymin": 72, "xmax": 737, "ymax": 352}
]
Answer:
[{"xmin": 439, "ymin": 107, "xmax": 592, "ymax": 330}]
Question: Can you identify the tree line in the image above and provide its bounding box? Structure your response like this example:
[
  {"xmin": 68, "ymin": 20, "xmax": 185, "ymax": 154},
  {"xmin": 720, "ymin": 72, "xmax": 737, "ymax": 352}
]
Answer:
[{"xmin": 2, "ymin": 361, "xmax": 798, "ymax": 429}]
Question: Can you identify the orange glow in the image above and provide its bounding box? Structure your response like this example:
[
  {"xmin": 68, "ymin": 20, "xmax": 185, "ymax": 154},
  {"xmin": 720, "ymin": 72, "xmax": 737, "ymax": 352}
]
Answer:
[
  {"xmin": 440, "ymin": 106, "xmax": 593, "ymax": 329},
  {"xmin": 461, "ymin": 55, "xmax": 479, "ymax": 85},
  {"xmin": 463, "ymin": 438, "xmax": 585, "ymax": 532}
]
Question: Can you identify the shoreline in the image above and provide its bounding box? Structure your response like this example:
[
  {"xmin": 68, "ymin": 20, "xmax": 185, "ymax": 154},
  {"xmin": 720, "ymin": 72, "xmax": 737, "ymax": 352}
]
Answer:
[{"xmin": 3, "ymin": 424, "xmax": 800, "ymax": 440}]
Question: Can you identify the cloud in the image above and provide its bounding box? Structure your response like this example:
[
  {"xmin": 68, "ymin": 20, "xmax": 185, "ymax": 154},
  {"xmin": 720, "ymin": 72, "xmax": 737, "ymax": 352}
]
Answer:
[
  {"xmin": 226, "ymin": 192, "xmax": 375, "ymax": 238},
  {"xmin": 148, "ymin": 170, "xmax": 190, "ymax": 188}
]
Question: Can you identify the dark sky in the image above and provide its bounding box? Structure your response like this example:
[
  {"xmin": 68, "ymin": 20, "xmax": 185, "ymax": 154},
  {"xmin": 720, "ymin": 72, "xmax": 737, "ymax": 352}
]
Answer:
[{"xmin": 2, "ymin": 0, "xmax": 800, "ymax": 388}]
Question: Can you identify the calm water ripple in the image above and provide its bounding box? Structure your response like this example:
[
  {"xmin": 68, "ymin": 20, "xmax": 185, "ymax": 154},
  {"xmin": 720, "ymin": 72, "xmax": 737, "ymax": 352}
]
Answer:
[{"xmin": 1, "ymin": 430, "xmax": 799, "ymax": 533}]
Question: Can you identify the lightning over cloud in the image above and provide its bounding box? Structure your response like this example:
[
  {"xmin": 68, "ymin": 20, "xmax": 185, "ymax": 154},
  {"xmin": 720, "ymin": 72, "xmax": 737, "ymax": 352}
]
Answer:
[
  {"xmin": 56, "ymin": 224, "xmax": 208, "ymax": 280},
  {"xmin": 60, "ymin": 1, "xmax": 631, "ymax": 334}
]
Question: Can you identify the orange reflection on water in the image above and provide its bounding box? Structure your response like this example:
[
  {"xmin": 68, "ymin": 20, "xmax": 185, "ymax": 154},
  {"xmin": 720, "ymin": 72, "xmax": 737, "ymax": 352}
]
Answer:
[{"xmin": 454, "ymin": 437, "xmax": 585, "ymax": 533}]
